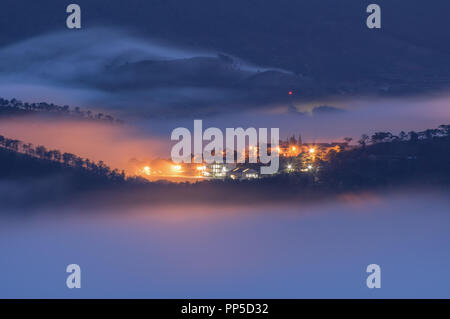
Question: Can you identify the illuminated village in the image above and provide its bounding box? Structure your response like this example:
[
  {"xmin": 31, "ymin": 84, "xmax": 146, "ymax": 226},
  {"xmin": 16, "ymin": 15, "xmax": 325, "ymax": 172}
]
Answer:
[{"xmin": 134, "ymin": 135, "xmax": 351, "ymax": 182}]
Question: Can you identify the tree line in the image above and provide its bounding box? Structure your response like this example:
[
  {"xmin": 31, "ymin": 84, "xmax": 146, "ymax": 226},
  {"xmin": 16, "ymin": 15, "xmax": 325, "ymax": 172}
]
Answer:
[
  {"xmin": 316, "ymin": 124, "xmax": 450, "ymax": 190},
  {"xmin": 357, "ymin": 125, "xmax": 450, "ymax": 147},
  {"xmin": 0, "ymin": 97, "xmax": 124, "ymax": 124},
  {"xmin": 0, "ymin": 134, "xmax": 126, "ymax": 182}
]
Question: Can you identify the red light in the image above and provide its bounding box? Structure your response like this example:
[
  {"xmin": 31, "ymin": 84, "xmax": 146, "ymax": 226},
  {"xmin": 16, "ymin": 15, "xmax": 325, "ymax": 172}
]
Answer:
[{"xmin": 288, "ymin": 91, "xmax": 293, "ymax": 95}]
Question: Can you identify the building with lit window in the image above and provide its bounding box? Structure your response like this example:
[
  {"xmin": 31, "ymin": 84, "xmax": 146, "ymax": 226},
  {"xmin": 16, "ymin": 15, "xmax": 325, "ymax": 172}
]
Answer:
[
  {"xmin": 229, "ymin": 167, "xmax": 259, "ymax": 180},
  {"xmin": 205, "ymin": 162, "xmax": 235, "ymax": 178}
]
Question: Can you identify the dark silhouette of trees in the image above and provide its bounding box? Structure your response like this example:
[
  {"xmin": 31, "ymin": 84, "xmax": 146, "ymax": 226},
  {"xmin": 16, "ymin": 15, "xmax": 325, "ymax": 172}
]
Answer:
[
  {"xmin": 408, "ymin": 131, "xmax": 419, "ymax": 143},
  {"xmin": 35, "ymin": 146, "xmax": 47, "ymax": 159},
  {"xmin": 320, "ymin": 124, "xmax": 450, "ymax": 190},
  {"xmin": 0, "ymin": 97, "xmax": 124, "ymax": 124},
  {"xmin": 371, "ymin": 132, "xmax": 394, "ymax": 144},
  {"xmin": 439, "ymin": 125, "xmax": 450, "ymax": 136},
  {"xmin": 289, "ymin": 135, "xmax": 297, "ymax": 145},
  {"xmin": 399, "ymin": 131, "xmax": 407, "ymax": 141},
  {"xmin": 0, "ymin": 134, "xmax": 125, "ymax": 183},
  {"xmin": 358, "ymin": 134, "xmax": 369, "ymax": 148}
]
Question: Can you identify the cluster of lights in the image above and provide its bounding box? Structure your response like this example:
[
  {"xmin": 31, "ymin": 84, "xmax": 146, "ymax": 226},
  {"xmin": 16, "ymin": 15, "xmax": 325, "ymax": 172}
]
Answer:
[
  {"xmin": 275, "ymin": 145, "xmax": 318, "ymax": 157},
  {"xmin": 141, "ymin": 145, "xmax": 319, "ymax": 180},
  {"xmin": 300, "ymin": 165, "xmax": 314, "ymax": 172}
]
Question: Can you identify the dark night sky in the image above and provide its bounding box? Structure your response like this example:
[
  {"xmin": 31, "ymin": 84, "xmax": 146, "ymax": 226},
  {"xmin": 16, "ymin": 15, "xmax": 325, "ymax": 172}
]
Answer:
[{"xmin": 0, "ymin": 0, "xmax": 449, "ymax": 120}]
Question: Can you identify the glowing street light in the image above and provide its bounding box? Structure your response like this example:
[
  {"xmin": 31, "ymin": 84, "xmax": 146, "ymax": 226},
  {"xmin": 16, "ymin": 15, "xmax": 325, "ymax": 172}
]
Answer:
[
  {"xmin": 309, "ymin": 148, "xmax": 315, "ymax": 154},
  {"xmin": 143, "ymin": 166, "xmax": 151, "ymax": 176}
]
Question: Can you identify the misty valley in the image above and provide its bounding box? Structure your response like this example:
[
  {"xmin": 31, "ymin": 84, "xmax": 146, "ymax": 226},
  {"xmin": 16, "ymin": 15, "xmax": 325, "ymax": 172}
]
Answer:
[{"xmin": 1, "ymin": 0, "xmax": 450, "ymax": 301}]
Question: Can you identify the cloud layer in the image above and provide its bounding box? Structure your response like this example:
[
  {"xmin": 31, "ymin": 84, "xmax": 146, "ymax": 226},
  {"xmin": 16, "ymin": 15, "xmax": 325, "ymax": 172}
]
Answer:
[{"xmin": 0, "ymin": 28, "xmax": 312, "ymax": 118}]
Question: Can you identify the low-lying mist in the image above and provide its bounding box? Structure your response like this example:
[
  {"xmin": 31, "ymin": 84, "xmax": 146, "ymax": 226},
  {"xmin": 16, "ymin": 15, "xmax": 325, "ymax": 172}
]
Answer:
[{"xmin": 1, "ymin": 189, "xmax": 450, "ymax": 298}]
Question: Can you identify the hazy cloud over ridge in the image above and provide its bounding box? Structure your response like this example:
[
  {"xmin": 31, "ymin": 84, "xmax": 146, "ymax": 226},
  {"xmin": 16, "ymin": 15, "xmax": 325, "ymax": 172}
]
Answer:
[
  {"xmin": 0, "ymin": 28, "xmax": 311, "ymax": 118},
  {"xmin": 0, "ymin": 20, "xmax": 449, "ymax": 119}
]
